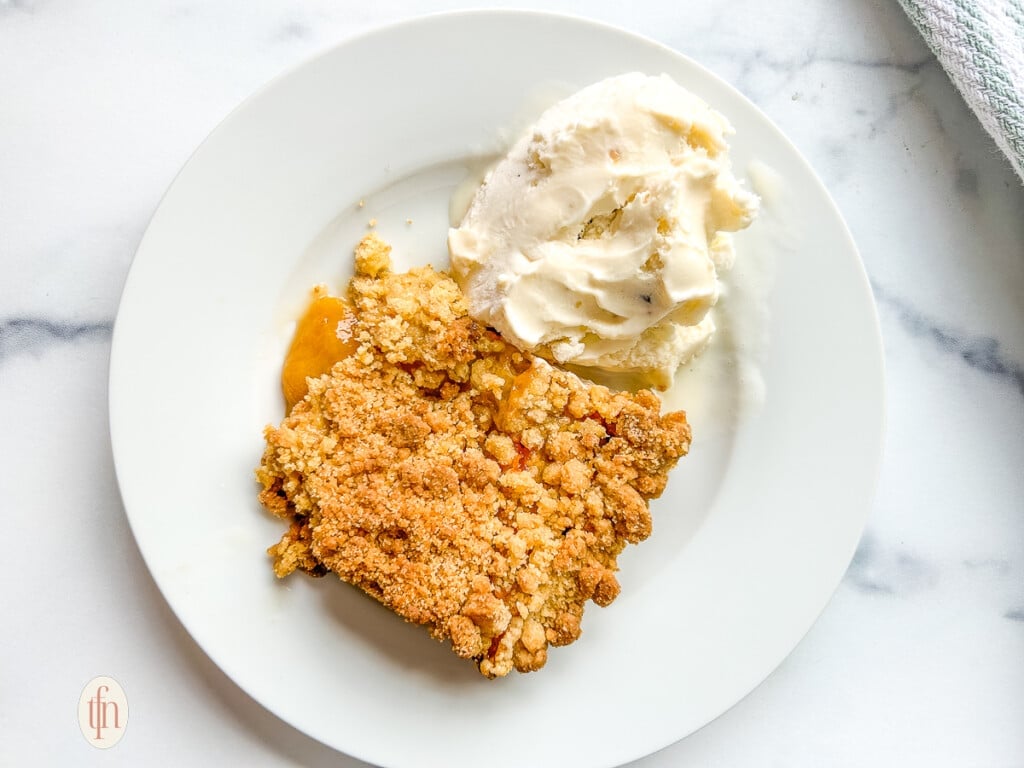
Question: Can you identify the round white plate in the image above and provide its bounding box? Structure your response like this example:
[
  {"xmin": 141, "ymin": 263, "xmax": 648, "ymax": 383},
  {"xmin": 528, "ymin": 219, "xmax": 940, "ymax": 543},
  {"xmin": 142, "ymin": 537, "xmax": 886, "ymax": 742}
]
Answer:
[{"xmin": 109, "ymin": 11, "xmax": 884, "ymax": 768}]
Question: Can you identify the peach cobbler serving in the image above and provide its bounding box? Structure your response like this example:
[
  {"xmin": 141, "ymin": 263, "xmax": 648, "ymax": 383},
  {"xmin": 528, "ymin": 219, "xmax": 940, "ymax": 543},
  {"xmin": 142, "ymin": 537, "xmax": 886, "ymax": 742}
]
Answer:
[
  {"xmin": 256, "ymin": 234, "xmax": 691, "ymax": 677},
  {"xmin": 255, "ymin": 69, "xmax": 761, "ymax": 677}
]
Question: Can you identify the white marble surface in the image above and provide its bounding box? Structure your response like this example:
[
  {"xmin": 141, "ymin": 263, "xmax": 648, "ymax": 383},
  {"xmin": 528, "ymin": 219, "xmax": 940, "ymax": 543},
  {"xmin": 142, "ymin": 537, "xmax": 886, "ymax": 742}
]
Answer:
[{"xmin": 3, "ymin": 0, "xmax": 1023, "ymax": 765}]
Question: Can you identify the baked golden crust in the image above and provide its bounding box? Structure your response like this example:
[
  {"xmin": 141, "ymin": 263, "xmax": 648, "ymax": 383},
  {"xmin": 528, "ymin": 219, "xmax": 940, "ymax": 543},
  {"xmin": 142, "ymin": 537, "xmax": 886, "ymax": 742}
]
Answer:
[{"xmin": 256, "ymin": 234, "xmax": 691, "ymax": 677}]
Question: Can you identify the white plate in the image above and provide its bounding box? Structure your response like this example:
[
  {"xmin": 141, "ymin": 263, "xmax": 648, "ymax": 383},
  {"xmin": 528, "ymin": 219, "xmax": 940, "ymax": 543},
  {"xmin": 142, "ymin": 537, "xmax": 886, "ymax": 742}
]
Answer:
[{"xmin": 109, "ymin": 11, "xmax": 884, "ymax": 768}]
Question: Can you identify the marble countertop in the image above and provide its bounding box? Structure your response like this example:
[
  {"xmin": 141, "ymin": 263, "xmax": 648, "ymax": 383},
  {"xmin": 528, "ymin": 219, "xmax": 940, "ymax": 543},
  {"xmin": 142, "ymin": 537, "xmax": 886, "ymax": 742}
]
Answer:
[{"xmin": 4, "ymin": 0, "xmax": 1022, "ymax": 765}]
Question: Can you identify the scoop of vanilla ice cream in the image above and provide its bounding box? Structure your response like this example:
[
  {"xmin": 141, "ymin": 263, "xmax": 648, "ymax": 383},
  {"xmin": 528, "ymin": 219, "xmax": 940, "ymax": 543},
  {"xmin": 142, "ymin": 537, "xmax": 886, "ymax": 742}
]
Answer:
[{"xmin": 448, "ymin": 72, "xmax": 759, "ymax": 389}]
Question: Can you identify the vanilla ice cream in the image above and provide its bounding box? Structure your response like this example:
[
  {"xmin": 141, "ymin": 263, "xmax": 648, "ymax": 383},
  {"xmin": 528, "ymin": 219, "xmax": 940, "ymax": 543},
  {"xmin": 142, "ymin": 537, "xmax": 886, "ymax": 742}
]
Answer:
[{"xmin": 448, "ymin": 72, "xmax": 758, "ymax": 388}]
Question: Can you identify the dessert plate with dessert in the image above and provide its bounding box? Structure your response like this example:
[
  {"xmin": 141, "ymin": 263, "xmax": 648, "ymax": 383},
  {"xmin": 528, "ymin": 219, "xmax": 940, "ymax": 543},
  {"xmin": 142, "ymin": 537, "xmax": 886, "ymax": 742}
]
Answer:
[{"xmin": 109, "ymin": 11, "xmax": 885, "ymax": 768}]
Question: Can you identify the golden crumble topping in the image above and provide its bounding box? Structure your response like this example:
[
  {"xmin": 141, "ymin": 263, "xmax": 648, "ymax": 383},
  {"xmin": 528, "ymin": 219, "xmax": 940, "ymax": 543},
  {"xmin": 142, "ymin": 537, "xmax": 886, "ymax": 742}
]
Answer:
[{"xmin": 256, "ymin": 234, "xmax": 691, "ymax": 677}]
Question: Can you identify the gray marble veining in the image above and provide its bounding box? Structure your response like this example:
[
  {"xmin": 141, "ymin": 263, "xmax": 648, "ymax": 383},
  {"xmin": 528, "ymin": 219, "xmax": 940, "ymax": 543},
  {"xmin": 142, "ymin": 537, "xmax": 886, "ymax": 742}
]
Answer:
[
  {"xmin": 0, "ymin": 316, "xmax": 112, "ymax": 363},
  {"xmin": 872, "ymin": 279, "xmax": 1024, "ymax": 398},
  {"xmin": 847, "ymin": 532, "xmax": 938, "ymax": 596}
]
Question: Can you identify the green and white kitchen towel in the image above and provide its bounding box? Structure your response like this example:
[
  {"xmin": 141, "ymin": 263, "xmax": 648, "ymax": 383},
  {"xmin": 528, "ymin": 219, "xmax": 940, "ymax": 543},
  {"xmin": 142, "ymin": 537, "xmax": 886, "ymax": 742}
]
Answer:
[{"xmin": 898, "ymin": 0, "xmax": 1024, "ymax": 181}]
